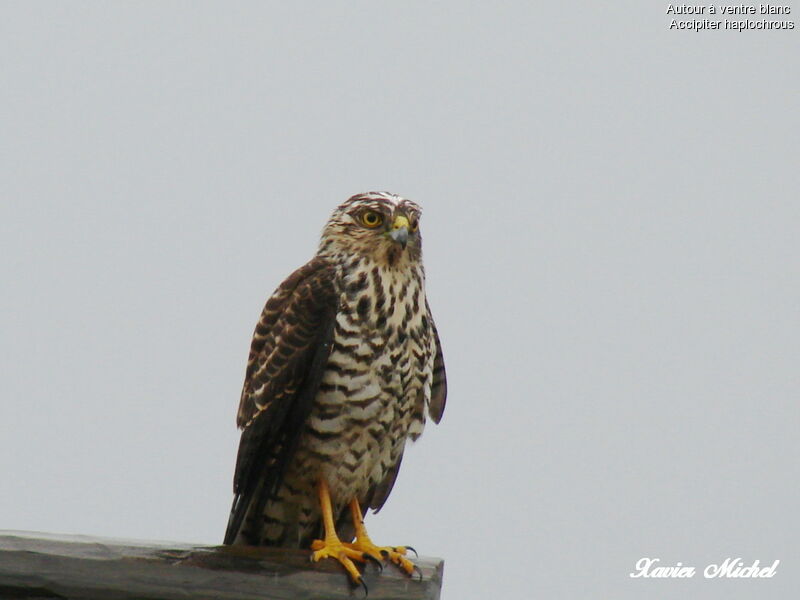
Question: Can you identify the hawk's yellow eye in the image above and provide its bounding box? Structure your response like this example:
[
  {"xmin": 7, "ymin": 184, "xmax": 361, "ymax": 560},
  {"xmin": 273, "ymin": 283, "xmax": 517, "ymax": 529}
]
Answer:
[{"xmin": 361, "ymin": 211, "xmax": 383, "ymax": 228}]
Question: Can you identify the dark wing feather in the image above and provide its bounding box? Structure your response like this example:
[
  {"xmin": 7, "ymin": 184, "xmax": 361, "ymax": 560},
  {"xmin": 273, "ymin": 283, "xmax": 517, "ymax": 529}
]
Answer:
[
  {"xmin": 224, "ymin": 257, "xmax": 337, "ymax": 545},
  {"xmin": 427, "ymin": 307, "xmax": 447, "ymax": 424},
  {"xmin": 368, "ymin": 451, "xmax": 404, "ymax": 513}
]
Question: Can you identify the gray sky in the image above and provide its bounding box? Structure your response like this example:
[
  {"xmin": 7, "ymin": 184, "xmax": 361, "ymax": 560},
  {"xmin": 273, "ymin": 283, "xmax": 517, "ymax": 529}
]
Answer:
[{"xmin": 1, "ymin": 2, "xmax": 798, "ymax": 598}]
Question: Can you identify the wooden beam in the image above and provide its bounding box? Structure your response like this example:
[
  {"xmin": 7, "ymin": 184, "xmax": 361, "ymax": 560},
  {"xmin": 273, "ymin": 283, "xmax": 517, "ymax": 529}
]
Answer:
[{"xmin": 0, "ymin": 531, "xmax": 443, "ymax": 600}]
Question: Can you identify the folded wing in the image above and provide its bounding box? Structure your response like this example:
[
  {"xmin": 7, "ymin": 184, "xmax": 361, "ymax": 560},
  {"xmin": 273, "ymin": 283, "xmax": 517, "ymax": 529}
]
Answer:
[{"xmin": 224, "ymin": 257, "xmax": 338, "ymax": 545}]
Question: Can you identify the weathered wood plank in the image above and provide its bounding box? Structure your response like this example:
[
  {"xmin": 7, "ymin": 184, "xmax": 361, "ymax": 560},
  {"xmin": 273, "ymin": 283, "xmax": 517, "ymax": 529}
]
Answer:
[{"xmin": 0, "ymin": 531, "xmax": 443, "ymax": 600}]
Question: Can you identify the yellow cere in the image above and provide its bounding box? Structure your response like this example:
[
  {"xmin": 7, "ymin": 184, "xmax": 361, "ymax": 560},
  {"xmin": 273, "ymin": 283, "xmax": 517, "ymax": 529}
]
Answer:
[{"xmin": 392, "ymin": 215, "xmax": 410, "ymax": 230}]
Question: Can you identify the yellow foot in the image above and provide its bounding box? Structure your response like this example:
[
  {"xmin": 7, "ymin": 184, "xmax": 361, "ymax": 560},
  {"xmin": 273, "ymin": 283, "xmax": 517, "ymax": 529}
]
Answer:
[
  {"xmin": 347, "ymin": 539, "xmax": 417, "ymax": 577},
  {"xmin": 310, "ymin": 538, "xmax": 368, "ymax": 584}
]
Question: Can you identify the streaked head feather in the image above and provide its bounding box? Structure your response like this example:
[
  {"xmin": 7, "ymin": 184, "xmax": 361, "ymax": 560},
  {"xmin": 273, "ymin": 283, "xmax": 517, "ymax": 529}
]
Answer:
[{"xmin": 318, "ymin": 192, "xmax": 423, "ymax": 267}]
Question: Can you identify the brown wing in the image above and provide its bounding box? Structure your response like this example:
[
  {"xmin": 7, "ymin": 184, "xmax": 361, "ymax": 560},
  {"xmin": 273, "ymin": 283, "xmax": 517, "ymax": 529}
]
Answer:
[
  {"xmin": 224, "ymin": 257, "xmax": 338, "ymax": 544},
  {"xmin": 428, "ymin": 306, "xmax": 447, "ymax": 424}
]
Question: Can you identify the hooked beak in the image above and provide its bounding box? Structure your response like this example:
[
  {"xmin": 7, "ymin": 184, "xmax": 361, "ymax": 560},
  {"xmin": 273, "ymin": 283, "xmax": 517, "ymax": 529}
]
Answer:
[{"xmin": 388, "ymin": 215, "xmax": 409, "ymax": 248}]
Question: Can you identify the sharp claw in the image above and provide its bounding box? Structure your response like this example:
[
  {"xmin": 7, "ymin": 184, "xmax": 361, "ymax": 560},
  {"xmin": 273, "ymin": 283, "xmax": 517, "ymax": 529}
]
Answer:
[
  {"xmin": 412, "ymin": 564, "xmax": 424, "ymax": 582},
  {"xmin": 358, "ymin": 577, "xmax": 369, "ymax": 597},
  {"xmin": 362, "ymin": 552, "xmax": 383, "ymax": 573},
  {"xmin": 404, "ymin": 545, "xmax": 418, "ymax": 558}
]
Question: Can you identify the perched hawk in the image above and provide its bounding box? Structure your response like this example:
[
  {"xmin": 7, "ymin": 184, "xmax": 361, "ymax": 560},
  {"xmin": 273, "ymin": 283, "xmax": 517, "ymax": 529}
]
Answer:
[{"xmin": 224, "ymin": 192, "xmax": 447, "ymax": 585}]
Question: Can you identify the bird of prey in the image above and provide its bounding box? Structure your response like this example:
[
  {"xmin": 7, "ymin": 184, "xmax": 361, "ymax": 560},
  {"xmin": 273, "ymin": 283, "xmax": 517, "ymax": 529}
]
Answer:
[{"xmin": 224, "ymin": 192, "xmax": 447, "ymax": 585}]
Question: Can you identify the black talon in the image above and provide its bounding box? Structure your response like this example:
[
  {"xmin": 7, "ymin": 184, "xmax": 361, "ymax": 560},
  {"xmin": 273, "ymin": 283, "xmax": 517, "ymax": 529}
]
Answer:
[
  {"xmin": 404, "ymin": 545, "xmax": 418, "ymax": 558},
  {"xmin": 412, "ymin": 564, "xmax": 424, "ymax": 582},
  {"xmin": 362, "ymin": 552, "xmax": 383, "ymax": 573},
  {"xmin": 379, "ymin": 549, "xmax": 389, "ymax": 558},
  {"xmin": 357, "ymin": 577, "xmax": 369, "ymax": 597}
]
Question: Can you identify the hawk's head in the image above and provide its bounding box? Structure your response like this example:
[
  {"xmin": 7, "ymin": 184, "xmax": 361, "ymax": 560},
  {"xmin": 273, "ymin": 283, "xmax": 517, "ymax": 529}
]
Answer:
[{"xmin": 319, "ymin": 192, "xmax": 423, "ymax": 267}]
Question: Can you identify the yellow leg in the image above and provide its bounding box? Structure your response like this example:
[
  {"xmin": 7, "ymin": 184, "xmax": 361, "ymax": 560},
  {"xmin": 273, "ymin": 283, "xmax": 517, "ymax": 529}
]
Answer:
[
  {"xmin": 309, "ymin": 480, "xmax": 366, "ymax": 584},
  {"xmin": 346, "ymin": 498, "xmax": 417, "ymax": 576}
]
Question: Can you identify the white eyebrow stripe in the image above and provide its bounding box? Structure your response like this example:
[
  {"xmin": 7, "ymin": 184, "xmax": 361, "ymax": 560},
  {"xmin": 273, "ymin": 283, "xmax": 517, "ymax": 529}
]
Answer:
[{"xmin": 341, "ymin": 192, "xmax": 422, "ymax": 215}]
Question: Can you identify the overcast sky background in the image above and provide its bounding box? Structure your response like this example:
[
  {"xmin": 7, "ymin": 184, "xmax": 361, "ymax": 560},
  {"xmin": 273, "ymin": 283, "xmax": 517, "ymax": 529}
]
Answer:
[{"xmin": 1, "ymin": 3, "xmax": 798, "ymax": 599}]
